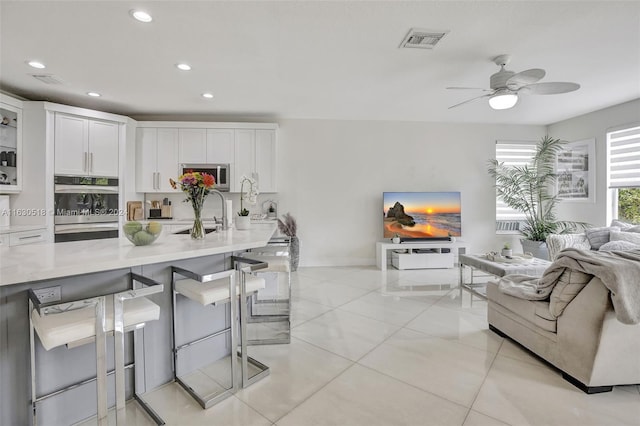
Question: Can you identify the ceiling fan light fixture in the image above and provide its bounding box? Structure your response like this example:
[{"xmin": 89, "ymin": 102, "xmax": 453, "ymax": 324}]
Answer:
[{"xmin": 489, "ymin": 92, "xmax": 518, "ymax": 110}]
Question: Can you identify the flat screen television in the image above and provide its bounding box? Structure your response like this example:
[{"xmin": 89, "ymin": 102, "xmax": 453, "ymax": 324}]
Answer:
[{"xmin": 383, "ymin": 192, "xmax": 461, "ymax": 241}]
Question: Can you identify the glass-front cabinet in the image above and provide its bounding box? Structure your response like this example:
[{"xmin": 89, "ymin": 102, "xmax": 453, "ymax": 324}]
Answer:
[{"xmin": 0, "ymin": 95, "xmax": 22, "ymax": 193}]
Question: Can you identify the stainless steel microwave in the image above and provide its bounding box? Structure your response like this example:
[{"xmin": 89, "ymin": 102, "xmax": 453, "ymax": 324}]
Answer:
[{"xmin": 180, "ymin": 163, "xmax": 230, "ymax": 192}]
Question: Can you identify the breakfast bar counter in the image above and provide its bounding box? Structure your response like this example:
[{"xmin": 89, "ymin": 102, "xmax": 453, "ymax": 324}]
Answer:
[
  {"xmin": 0, "ymin": 223, "xmax": 276, "ymax": 287},
  {"xmin": 0, "ymin": 223, "xmax": 276, "ymax": 425}
]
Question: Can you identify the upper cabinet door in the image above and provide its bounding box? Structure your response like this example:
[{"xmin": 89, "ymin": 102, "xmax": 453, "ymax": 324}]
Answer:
[
  {"xmin": 0, "ymin": 98, "xmax": 23, "ymax": 193},
  {"xmin": 88, "ymin": 120, "xmax": 119, "ymax": 177},
  {"xmin": 179, "ymin": 128, "xmax": 206, "ymax": 164},
  {"xmin": 156, "ymin": 128, "xmax": 179, "ymax": 192},
  {"xmin": 234, "ymin": 129, "xmax": 255, "ymax": 192},
  {"xmin": 55, "ymin": 114, "xmax": 88, "ymax": 176},
  {"xmin": 255, "ymin": 130, "xmax": 276, "ymax": 193},
  {"xmin": 206, "ymin": 129, "xmax": 234, "ymax": 164},
  {"xmin": 136, "ymin": 128, "xmax": 158, "ymax": 192}
]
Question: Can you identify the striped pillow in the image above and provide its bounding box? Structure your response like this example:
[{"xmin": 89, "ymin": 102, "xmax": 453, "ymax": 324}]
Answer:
[{"xmin": 585, "ymin": 226, "xmax": 620, "ymax": 250}]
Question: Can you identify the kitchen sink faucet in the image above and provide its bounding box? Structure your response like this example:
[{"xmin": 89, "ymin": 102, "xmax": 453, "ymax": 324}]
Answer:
[{"xmin": 209, "ymin": 189, "xmax": 228, "ymax": 231}]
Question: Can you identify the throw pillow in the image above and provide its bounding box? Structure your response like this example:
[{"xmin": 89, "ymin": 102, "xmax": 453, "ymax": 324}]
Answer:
[
  {"xmin": 599, "ymin": 240, "xmax": 640, "ymax": 251},
  {"xmin": 626, "ymin": 225, "xmax": 640, "ymax": 233},
  {"xmin": 609, "ymin": 230, "xmax": 640, "ymax": 245},
  {"xmin": 585, "ymin": 226, "xmax": 620, "ymax": 250},
  {"xmin": 610, "ymin": 219, "xmax": 633, "ymax": 229}
]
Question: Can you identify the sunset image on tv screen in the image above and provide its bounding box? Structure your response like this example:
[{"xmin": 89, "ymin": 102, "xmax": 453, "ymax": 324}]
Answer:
[{"xmin": 383, "ymin": 192, "xmax": 461, "ymax": 239}]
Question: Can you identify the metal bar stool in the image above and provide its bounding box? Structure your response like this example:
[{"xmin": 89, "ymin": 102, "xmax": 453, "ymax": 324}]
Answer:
[
  {"xmin": 171, "ymin": 261, "xmax": 269, "ymax": 408},
  {"xmin": 239, "ymin": 237, "xmax": 292, "ymax": 345},
  {"xmin": 231, "ymin": 256, "xmax": 273, "ymax": 388},
  {"xmin": 28, "ymin": 272, "xmax": 164, "ymax": 426}
]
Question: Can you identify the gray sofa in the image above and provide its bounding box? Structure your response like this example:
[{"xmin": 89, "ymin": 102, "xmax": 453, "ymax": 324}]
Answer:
[{"xmin": 487, "ymin": 250, "xmax": 640, "ymax": 393}]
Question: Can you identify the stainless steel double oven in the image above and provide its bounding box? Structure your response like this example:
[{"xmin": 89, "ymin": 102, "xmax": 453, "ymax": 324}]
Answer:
[{"xmin": 54, "ymin": 176, "xmax": 120, "ymax": 242}]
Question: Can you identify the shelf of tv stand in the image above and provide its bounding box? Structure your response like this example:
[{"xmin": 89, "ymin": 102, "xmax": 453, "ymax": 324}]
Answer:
[{"xmin": 376, "ymin": 240, "xmax": 468, "ymax": 271}]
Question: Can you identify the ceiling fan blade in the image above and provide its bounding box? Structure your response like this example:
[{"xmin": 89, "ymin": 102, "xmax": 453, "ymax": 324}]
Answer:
[
  {"xmin": 506, "ymin": 68, "xmax": 546, "ymax": 89},
  {"xmin": 446, "ymin": 86, "xmax": 492, "ymax": 91},
  {"xmin": 448, "ymin": 93, "xmax": 491, "ymax": 109},
  {"xmin": 519, "ymin": 82, "xmax": 580, "ymax": 95}
]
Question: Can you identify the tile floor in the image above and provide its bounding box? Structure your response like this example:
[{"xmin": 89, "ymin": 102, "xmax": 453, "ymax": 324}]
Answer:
[{"xmin": 113, "ymin": 266, "xmax": 640, "ymax": 426}]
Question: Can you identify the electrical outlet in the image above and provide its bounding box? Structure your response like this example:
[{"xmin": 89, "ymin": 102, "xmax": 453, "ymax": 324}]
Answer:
[{"xmin": 33, "ymin": 286, "xmax": 61, "ymax": 303}]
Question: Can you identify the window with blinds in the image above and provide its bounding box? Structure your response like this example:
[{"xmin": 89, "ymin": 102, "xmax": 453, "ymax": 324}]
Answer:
[
  {"xmin": 495, "ymin": 141, "xmax": 537, "ymax": 232},
  {"xmin": 607, "ymin": 124, "xmax": 640, "ymax": 188}
]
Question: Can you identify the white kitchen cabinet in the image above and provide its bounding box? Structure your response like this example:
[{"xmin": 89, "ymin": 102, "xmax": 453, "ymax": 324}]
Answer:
[
  {"xmin": 136, "ymin": 128, "xmax": 179, "ymax": 192},
  {"xmin": 178, "ymin": 128, "xmax": 235, "ymax": 165},
  {"xmin": 0, "ymin": 94, "xmax": 23, "ymax": 193},
  {"xmin": 234, "ymin": 129, "xmax": 277, "ymax": 193},
  {"xmin": 206, "ymin": 129, "xmax": 235, "ymax": 164},
  {"xmin": 9, "ymin": 228, "xmax": 47, "ymax": 246},
  {"xmin": 0, "ymin": 234, "xmax": 8, "ymax": 246},
  {"xmin": 54, "ymin": 113, "xmax": 119, "ymax": 177},
  {"xmin": 178, "ymin": 128, "xmax": 207, "ymax": 164}
]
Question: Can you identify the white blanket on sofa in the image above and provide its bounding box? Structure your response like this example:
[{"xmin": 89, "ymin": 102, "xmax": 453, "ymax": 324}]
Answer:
[{"xmin": 497, "ymin": 248, "xmax": 640, "ymax": 324}]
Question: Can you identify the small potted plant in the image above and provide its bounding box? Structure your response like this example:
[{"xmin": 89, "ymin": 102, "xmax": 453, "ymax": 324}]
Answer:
[
  {"xmin": 501, "ymin": 243, "xmax": 512, "ymax": 257},
  {"xmin": 391, "ymin": 233, "xmax": 401, "ymax": 244}
]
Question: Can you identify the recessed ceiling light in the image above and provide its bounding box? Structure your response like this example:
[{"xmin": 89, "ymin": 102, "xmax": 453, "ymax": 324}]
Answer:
[
  {"xmin": 87, "ymin": 92, "xmax": 102, "ymax": 97},
  {"xmin": 176, "ymin": 63, "xmax": 192, "ymax": 71},
  {"xmin": 202, "ymin": 93, "xmax": 214, "ymax": 99},
  {"xmin": 27, "ymin": 60, "xmax": 46, "ymax": 69},
  {"xmin": 130, "ymin": 9, "xmax": 152, "ymax": 23}
]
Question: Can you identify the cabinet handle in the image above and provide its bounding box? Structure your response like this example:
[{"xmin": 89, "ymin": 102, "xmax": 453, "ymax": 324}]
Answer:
[
  {"xmin": 83, "ymin": 152, "xmax": 87, "ymax": 172},
  {"xmin": 19, "ymin": 235, "xmax": 41, "ymax": 240},
  {"xmin": 157, "ymin": 172, "xmax": 161, "ymax": 190},
  {"xmin": 90, "ymin": 153, "xmax": 94, "ymax": 173}
]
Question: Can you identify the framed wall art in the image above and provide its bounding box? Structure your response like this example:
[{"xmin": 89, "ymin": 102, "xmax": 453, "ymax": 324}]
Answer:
[{"xmin": 556, "ymin": 138, "xmax": 595, "ymax": 202}]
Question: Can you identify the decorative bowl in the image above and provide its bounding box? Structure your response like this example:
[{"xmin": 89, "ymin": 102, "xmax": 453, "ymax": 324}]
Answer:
[{"xmin": 123, "ymin": 221, "xmax": 162, "ymax": 246}]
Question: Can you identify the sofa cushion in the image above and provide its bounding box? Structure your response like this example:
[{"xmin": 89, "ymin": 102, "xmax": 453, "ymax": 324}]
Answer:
[
  {"xmin": 610, "ymin": 230, "xmax": 640, "ymax": 245},
  {"xmin": 599, "ymin": 240, "xmax": 640, "ymax": 251},
  {"xmin": 610, "ymin": 219, "xmax": 634, "ymax": 229},
  {"xmin": 487, "ymin": 281, "xmax": 557, "ymax": 332},
  {"xmin": 585, "ymin": 226, "xmax": 620, "ymax": 249},
  {"xmin": 549, "ymin": 268, "xmax": 593, "ymax": 318}
]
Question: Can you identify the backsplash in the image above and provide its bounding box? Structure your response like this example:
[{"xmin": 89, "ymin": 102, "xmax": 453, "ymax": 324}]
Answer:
[{"xmin": 143, "ymin": 192, "xmax": 278, "ymax": 221}]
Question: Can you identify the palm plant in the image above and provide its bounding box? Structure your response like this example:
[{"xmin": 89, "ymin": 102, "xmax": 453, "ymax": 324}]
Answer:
[{"xmin": 487, "ymin": 136, "xmax": 586, "ymax": 242}]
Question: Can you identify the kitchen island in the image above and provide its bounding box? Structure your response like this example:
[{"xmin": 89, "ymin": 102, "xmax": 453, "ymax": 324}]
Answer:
[{"xmin": 0, "ymin": 223, "xmax": 276, "ymax": 425}]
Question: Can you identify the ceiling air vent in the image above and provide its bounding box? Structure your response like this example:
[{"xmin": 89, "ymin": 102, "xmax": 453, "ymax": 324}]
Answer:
[
  {"xmin": 31, "ymin": 74, "xmax": 64, "ymax": 85},
  {"xmin": 399, "ymin": 28, "xmax": 449, "ymax": 49}
]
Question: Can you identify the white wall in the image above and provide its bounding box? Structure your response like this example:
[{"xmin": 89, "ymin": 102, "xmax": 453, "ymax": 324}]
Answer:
[
  {"xmin": 275, "ymin": 119, "xmax": 545, "ymax": 266},
  {"xmin": 548, "ymin": 98, "xmax": 640, "ymax": 227}
]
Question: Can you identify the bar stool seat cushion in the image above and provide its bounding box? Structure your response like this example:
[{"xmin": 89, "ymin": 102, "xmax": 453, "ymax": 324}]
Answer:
[
  {"xmin": 241, "ymin": 255, "xmax": 290, "ymax": 273},
  {"xmin": 175, "ymin": 275, "xmax": 266, "ymax": 306},
  {"xmin": 32, "ymin": 297, "xmax": 160, "ymax": 351}
]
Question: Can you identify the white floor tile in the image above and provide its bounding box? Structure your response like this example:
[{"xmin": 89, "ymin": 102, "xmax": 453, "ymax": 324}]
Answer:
[
  {"xmin": 74, "ymin": 400, "xmax": 158, "ymax": 426},
  {"xmin": 406, "ymin": 305, "xmax": 503, "ymax": 353},
  {"xmin": 495, "ymin": 339, "xmax": 549, "ymax": 370},
  {"xmin": 276, "ymin": 364, "xmax": 468, "ymax": 426},
  {"xmin": 295, "ymin": 267, "xmax": 358, "ymax": 281},
  {"xmin": 290, "ymin": 297, "xmax": 333, "ymax": 327},
  {"xmin": 473, "ymin": 356, "xmax": 640, "ymax": 426},
  {"xmin": 235, "ymin": 338, "xmax": 353, "ymax": 422},
  {"xmin": 337, "ymin": 290, "xmax": 429, "ymax": 326},
  {"xmin": 294, "ymin": 281, "xmax": 372, "ymax": 307},
  {"xmin": 143, "ymin": 383, "xmax": 272, "ymax": 426},
  {"xmin": 327, "ymin": 269, "xmax": 400, "ymax": 290},
  {"xmin": 359, "ymin": 328, "xmax": 497, "ymax": 407},
  {"xmin": 292, "ymin": 309, "xmax": 400, "ymax": 361},
  {"xmin": 462, "ymin": 410, "xmax": 511, "ymax": 426}
]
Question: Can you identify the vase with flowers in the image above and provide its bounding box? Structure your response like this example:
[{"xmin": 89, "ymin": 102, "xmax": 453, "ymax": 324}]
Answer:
[
  {"xmin": 170, "ymin": 171, "xmax": 215, "ymax": 239},
  {"xmin": 236, "ymin": 175, "xmax": 258, "ymax": 230}
]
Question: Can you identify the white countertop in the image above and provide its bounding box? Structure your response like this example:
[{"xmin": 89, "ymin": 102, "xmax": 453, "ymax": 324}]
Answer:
[
  {"xmin": 0, "ymin": 223, "xmax": 276, "ymax": 287},
  {"xmin": 0, "ymin": 224, "xmax": 47, "ymax": 235}
]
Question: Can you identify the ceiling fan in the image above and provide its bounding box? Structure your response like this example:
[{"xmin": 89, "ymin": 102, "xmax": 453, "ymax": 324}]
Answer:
[{"xmin": 447, "ymin": 54, "xmax": 580, "ymax": 110}]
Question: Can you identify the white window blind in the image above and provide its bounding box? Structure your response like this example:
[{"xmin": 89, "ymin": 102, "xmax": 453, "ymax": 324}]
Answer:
[
  {"xmin": 495, "ymin": 141, "xmax": 537, "ymax": 230},
  {"xmin": 608, "ymin": 124, "xmax": 640, "ymax": 188}
]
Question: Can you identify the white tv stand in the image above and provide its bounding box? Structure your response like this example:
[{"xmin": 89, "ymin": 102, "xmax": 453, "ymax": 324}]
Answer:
[{"xmin": 376, "ymin": 240, "xmax": 468, "ymax": 271}]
